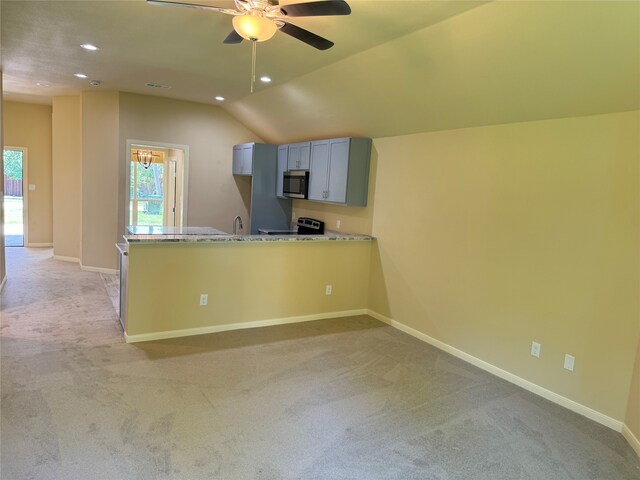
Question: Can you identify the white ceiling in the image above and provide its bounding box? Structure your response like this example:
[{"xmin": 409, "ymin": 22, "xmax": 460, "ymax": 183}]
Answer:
[{"xmin": 1, "ymin": 0, "xmax": 486, "ymax": 105}]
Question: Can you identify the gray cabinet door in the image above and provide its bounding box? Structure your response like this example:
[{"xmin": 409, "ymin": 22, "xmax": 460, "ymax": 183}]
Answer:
[
  {"xmin": 298, "ymin": 142, "xmax": 311, "ymax": 169},
  {"xmin": 287, "ymin": 142, "xmax": 311, "ymax": 170},
  {"xmin": 326, "ymin": 138, "xmax": 350, "ymax": 203},
  {"xmin": 276, "ymin": 145, "xmax": 288, "ymax": 197},
  {"xmin": 287, "ymin": 143, "xmax": 299, "ymax": 170},
  {"xmin": 309, "ymin": 140, "xmax": 330, "ymax": 201},
  {"xmin": 232, "ymin": 144, "xmax": 254, "ymax": 175},
  {"xmin": 241, "ymin": 144, "xmax": 253, "ymax": 175},
  {"xmin": 232, "ymin": 145, "xmax": 243, "ymax": 174}
]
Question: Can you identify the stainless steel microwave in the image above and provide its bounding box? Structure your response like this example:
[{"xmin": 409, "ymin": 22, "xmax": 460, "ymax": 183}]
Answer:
[{"xmin": 283, "ymin": 170, "xmax": 309, "ymax": 199}]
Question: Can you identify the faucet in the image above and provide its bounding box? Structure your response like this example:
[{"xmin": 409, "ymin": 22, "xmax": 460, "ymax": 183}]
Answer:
[{"xmin": 233, "ymin": 215, "xmax": 243, "ymax": 235}]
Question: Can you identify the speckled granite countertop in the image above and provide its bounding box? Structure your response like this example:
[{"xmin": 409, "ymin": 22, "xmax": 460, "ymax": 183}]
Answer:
[
  {"xmin": 126, "ymin": 226, "xmax": 229, "ymax": 236},
  {"xmin": 124, "ymin": 230, "xmax": 374, "ymax": 244}
]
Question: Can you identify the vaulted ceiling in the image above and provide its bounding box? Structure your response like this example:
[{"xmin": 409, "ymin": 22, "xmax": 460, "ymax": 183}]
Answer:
[
  {"xmin": 226, "ymin": 0, "xmax": 640, "ymax": 142},
  {"xmin": 1, "ymin": 0, "xmax": 485, "ymax": 104},
  {"xmin": 2, "ymin": 0, "xmax": 639, "ymax": 142}
]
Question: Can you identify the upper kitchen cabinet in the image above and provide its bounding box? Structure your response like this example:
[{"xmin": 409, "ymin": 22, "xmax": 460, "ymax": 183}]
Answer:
[
  {"xmin": 276, "ymin": 145, "xmax": 288, "ymax": 198},
  {"xmin": 232, "ymin": 143, "xmax": 255, "ymax": 175},
  {"xmin": 308, "ymin": 137, "xmax": 372, "ymax": 206},
  {"xmin": 287, "ymin": 142, "xmax": 311, "ymax": 170}
]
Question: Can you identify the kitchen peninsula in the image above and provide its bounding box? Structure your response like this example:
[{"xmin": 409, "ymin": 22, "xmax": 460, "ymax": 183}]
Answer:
[{"xmin": 119, "ymin": 228, "xmax": 374, "ymax": 343}]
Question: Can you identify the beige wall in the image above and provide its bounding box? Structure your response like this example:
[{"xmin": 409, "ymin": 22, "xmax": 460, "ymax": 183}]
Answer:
[
  {"xmin": 368, "ymin": 110, "xmax": 640, "ymax": 422},
  {"xmin": 38, "ymin": 91, "xmax": 265, "ymax": 271},
  {"xmin": 81, "ymin": 91, "xmax": 120, "ymax": 270},
  {"xmin": 126, "ymin": 240, "xmax": 371, "ymax": 337},
  {"xmin": 118, "ymin": 93, "xmax": 262, "ymax": 240},
  {"xmin": 626, "ymin": 337, "xmax": 640, "ymax": 443},
  {"xmin": 52, "ymin": 96, "xmax": 82, "ymax": 259},
  {"xmin": 3, "ymin": 101, "xmax": 53, "ymax": 245},
  {"xmin": 127, "ymin": 241, "xmax": 371, "ymax": 335},
  {"xmin": 0, "ymin": 73, "xmax": 5, "ymax": 286}
]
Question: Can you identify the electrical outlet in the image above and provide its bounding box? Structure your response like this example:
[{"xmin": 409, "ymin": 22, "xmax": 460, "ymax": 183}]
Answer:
[
  {"xmin": 564, "ymin": 354, "xmax": 575, "ymax": 371},
  {"xmin": 531, "ymin": 341, "xmax": 541, "ymax": 358},
  {"xmin": 199, "ymin": 294, "xmax": 208, "ymax": 306},
  {"xmin": 336, "ymin": 220, "xmax": 341, "ymax": 229},
  {"xmin": 325, "ymin": 285, "xmax": 333, "ymax": 295}
]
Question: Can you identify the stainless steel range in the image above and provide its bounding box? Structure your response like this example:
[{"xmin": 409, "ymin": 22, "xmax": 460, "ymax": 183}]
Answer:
[{"xmin": 259, "ymin": 217, "xmax": 325, "ymax": 235}]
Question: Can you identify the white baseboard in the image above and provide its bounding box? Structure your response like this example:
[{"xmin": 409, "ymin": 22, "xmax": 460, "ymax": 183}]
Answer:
[
  {"xmin": 124, "ymin": 309, "xmax": 368, "ymax": 343},
  {"xmin": 26, "ymin": 243, "xmax": 53, "ymax": 247},
  {"xmin": 622, "ymin": 424, "xmax": 640, "ymax": 457},
  {"xmin": 367, "ymin": 309, "xmax": 624, "ymax": 433},
  {"xmin": 79, "ymin": 263, "xmax": 118, "ymax": 275},
  {"xmin": 53, "ymin": 255, "xmax": 80, "ymax": 263},
  {"xmin": 0, "ymin": 275, "xmax": 6, "ymax": 293}
]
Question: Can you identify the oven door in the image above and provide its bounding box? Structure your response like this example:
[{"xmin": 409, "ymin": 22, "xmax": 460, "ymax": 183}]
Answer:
[{"xmin": 283, "ymin": 171, "xmax": 309, "ymax": 199}]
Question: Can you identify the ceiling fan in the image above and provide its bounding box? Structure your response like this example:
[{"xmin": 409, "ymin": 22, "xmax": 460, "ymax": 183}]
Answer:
[{"xmin": 147, "ymin": 0, "xmax": 352, "ymax": 51}]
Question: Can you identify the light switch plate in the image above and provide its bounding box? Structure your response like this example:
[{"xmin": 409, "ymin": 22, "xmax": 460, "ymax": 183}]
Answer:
[
  {"xmin": 531, "ymin": 341, "xmax": 541, "ymax": 358},
  {"xmin": 28, "ymin": 184, "xmax": 36, "ymax": 191},
  {"xmin": 564, "ymin": 354, "xmax": 575, "ymax": 371}
]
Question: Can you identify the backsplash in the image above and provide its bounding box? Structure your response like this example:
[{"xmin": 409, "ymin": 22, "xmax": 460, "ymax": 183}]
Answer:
[
  {"xmin": 292, "ymin": 201, "xmax": 373, "ymax": 235},
  {"xmin": 291, "ymin": 147, "xmax": 377, "ymax": 235}
]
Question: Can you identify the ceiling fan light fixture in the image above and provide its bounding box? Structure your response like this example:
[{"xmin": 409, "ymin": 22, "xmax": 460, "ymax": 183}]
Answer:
[{"xmin": 232, "ymin": 14, "xmax": 277, "ymax": 42}]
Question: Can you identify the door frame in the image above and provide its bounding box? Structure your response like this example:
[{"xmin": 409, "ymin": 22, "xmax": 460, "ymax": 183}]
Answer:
[
  {"xmin": 3, "ymin": 146, "xmax": 28, "ymax": 246},
  {"xmin": 125, "ymin": 139, "xmax": 190, "ymax": 228}
]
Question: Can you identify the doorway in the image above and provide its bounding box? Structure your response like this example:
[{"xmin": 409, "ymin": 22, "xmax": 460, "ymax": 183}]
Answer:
[
  {"xmin": 126, "ymin": 142, "xmax": 187, "ymax": 229},
  {"xmin": 3, "ymin": 147, "xmax": 27, "ymax": 247}
]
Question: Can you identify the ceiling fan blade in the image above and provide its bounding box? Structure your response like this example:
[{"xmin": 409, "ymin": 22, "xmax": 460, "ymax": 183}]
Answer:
[
  {"xmin": 223, "ymin": 30, "xmax": 244, "ymax": 44},
  {"xmin": 280, "ymin": 0, "xmax": 350, "ymax": 17},
  {"xmin": 146, "ymin": 0, "xmax": 237, "ymax": 15},
  {"xmin": 279, "ymin": 22, "xmax": 334, "ymax": 50}
]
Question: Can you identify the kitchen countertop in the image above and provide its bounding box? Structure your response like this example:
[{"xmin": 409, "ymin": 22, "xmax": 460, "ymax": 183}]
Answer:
[
  {"xmin": 126, "ymin": 226, "xmax": 228, "ymax": 236},
  {"xmin": 124, "ymin": 229, "xmax": 374, "ymax": 244}
]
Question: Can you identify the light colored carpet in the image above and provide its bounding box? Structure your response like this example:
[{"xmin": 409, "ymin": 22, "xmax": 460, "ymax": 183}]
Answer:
[
  {"xmin": 1, "ymin": 248, "xmax": 639, "ymax": 480},
  {"xmin": 99, "ymin": 272, "xmax": 120, "ymax": 317}
]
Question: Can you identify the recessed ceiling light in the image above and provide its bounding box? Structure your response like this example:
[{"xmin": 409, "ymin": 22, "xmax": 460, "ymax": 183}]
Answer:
[
  {"xmin": 36, "ymin": 82, "xmax": 50, "ymax": 87},
  {"xmin": 215, "ymin": 96, "xmax": 225, "ymax": 102},
  {"xmin": 145, "ymin": 82, "xmax": 171, "ymax": 89},
  {"xmin": 80, "ymin": 43, "xmax": 99, "ymax": 51},
  {"xmin": 74, "ymin": 73, "xmax": 88, "ymax": 79},
  {"xmin": 260, "ymin": 76, "xmax": 272, "ymax": 83}
]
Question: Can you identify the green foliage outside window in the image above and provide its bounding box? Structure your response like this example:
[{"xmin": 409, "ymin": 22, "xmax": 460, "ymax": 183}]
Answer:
[
  {"xmin": 3, "ymin": 150, "xmax": 23, "ymax": 180},
  {"xmin": 136, "ymin": 163, "xmax": 164, "ymax": 199}
]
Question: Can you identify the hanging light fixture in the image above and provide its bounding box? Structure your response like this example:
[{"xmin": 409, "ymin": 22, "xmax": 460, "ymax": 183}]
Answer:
[
  {"xmin": 232, "ymin": 13, "xmax": 277, "ymax": 42},
  {"xmin": 231, "ymin": 12, "xmax": 278, "ymax": 93},
  {"xmin": 134, "ymin": 149, "xmax": 159, "ymax": 170}
]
